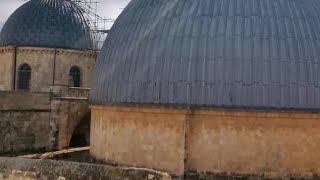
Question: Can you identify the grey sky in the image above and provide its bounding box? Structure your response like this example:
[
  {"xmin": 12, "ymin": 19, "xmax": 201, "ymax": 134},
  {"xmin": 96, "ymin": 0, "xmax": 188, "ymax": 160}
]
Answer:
[{"xmin": 0, "ymin": 0, "xmax": 130, "ymax": 29}]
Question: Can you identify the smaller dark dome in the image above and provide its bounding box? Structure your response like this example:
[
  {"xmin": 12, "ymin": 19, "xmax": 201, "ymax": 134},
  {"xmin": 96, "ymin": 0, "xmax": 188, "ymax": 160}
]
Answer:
[{"xmin": 0, "ymin": 0, "xmax": 92, "ymax": 50}]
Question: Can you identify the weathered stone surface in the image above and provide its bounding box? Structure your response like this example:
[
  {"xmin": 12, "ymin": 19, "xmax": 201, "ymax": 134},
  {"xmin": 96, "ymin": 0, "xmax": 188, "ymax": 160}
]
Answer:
[
  {"xmin": 0, "ymin": 91, "xmax": 52, "ymax": 154},
  {"xmin": 0, "ymin": 46, "xmax": 97, "ymax": 92},
  {"xmin": 0, "ymin": 157, "xmax": 171, "ymax": 180},
  {"xmin": 0, "ymin": 110, "xmax": 52, "ymax": 153},
  {"xmin": 0, "ymin": 45, "xmax": 96, "ymax": 154},
  {"xmin": 0, "ymin": 91, "xmax": 50, "ymax": 110},
  {"xmin": 0, "ymin": 89, "xmax": 92, "ymax": 154},
  {"xmin": 51, "ymin": 97, "xmax": 90, "ymax": 149},
  {"xmin": 0, "ymin": 47, "xmax": 14, "ymax": 91}
]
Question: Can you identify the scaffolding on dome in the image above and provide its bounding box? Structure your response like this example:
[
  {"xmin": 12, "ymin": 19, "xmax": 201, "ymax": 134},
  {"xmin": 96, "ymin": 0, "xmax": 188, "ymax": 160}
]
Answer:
[
  {"xmin": 70, "ymin": 0, "xmax": 115, "ymax": 50},
  {"xmin": 22, "ymin": 0, "xmax": 116, "ymax": 50}
]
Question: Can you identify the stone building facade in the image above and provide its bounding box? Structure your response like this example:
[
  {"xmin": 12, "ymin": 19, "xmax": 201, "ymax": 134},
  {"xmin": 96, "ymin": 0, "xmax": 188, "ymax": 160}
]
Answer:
[
  {"xmin": 0, "ymin": 0, "xmax": 98, "ymax": 154},
  {"xmin": 0, "ymin": 47, "xmax": 96, "ymax": 92},
  {"xmin": 0, "ymin": 84, "xmax": 93, "ymax": 154}
]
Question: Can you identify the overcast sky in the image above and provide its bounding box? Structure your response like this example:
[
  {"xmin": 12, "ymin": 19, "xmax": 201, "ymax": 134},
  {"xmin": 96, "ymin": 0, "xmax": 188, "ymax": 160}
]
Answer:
[{"xmin": 0, "ymin": 0, "xmax": 130, "ymax": 29}]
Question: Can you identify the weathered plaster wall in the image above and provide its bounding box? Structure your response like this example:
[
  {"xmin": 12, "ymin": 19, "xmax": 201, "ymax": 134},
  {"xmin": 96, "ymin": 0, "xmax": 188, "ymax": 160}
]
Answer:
[
  {"xmin": 90, "ymin": 105, "xmax": 320, "ymax": 177},
  {"xmin": 0, "ymin": 157, "xmax": 171, "ymax": 180},
  {"xmin": 0, "ymin": 91, "xmax": 52, "ymax": 153},
  {"xmin": 0, "ymin": 47, "xmax": 14, "ymax": 91},
  {"xmin": 0, "ymin": 47, "xmax": 97, "ymax": 92},
  {"xmin": 186, "ymin": 110, "xmax": 320, "ymax": 177},
  {"xmin": 90, "ymin": 106, "xmax": 187, "ymax": 175}
]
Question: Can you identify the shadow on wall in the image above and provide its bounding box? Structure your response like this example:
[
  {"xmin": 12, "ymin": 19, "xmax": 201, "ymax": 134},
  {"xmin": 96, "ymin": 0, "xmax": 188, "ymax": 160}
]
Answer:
[{"xmin": 69, "ymin": 112, "xmax": 91, "ymax": 148}]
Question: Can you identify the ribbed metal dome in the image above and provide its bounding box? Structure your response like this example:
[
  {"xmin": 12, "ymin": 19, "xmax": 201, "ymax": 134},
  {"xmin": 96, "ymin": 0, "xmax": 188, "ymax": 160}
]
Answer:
[
  {"xmin": 0, "ymin": 0, "xmax": 92, "ymax": 50},
  {"xmin": 91, "ymin": 0, "xmax": 320, "ymax": 110}
]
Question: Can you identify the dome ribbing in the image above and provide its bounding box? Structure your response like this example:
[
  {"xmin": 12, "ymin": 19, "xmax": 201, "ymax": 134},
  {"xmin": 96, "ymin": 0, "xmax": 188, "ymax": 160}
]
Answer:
[
  {"xmin": 91, "ymin": 0, "xmax": 320, "ymax": 110},
  {"xmin": 0, "ymin": 0, "xmax": 92, "ymax": 50}
]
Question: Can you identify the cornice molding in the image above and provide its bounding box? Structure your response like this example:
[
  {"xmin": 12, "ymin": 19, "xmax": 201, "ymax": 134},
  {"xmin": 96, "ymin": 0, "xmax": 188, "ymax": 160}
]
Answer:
[{"xmin": 0, "ymin": 46, "xmax": 98, "ymax": 58}]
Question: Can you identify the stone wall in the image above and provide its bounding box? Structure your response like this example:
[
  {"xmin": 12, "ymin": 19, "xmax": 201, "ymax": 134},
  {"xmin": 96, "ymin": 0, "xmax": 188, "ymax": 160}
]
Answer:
[
  {"xmin": 0, "ymin": 157, "xmax": 171, "ymax": 180},
  {"xmin": 0, "ymin": 91, "xmax": 52, "ymax": 153},
  {"xmin": 0, "ymin": 46, "xmax": 96, "ymax": 153},
  {"xmin": 49, "ymin": 86, "xmax": 91, "ymax": 149},
  {"xmin": 54, "ymin": 49, "xmax": 96, "ymax": 88},
  {"xmin": 52, "ymin": 98, "xmax": 90, "ymax": 149},
  {"xmin": 0, "ymin": 91, "xmax": 50, "ymax": 110},
  {"xmin": 0, "ymin": 88, "xmax": 92, "ymax": 154},
  {"xmin": 16, "ymin": 47, "xmax": 55, "ymax": 92},
  {"xmin": 0, "ymin": 46, "xmax": 97, "ymax": 92},
  {"xmin": 0, "ymin": 111, "xmax": 52, "ymax": 154},
  {"xmin": 0, "ymin": 47, "xmax": 14, "ymax": 91},
  {"xmin": 90, "ymin": 105, "xmax": 320, "ymax": 178}
]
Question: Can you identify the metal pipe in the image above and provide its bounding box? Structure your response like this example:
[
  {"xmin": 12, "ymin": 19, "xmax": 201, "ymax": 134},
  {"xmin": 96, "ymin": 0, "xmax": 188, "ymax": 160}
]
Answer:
[{"xmin": 12, "ymin": 46, "xmax": 17, "ymax": 91}]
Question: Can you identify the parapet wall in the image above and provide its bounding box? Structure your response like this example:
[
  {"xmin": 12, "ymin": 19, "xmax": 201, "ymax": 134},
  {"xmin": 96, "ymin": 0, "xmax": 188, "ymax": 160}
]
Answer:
[
  {"xmin": 0, "ymin": 88, "xmax": 91, "ymax": 154},
  {"xmin": 0, "ymin": 91, "xmax": 50, "ymax": 110},
  {"xmin": 0, "ymin": 91, "xmax": 52, "ymax": 153},
  {"xmin": 90, "ymin": 105, "xmax": 320, "ymax": 178}
]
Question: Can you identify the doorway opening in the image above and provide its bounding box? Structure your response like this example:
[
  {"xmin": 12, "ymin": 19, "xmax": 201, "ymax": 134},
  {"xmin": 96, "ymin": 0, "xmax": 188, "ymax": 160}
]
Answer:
[{"xmin": 69, "ymin": 112, "xmax": 91, "ymax": 148}]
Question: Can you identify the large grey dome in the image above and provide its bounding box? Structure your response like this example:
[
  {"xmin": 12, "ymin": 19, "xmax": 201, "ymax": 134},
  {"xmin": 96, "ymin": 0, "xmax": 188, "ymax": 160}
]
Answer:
[
  {"xmin": 91, "ymin": 0, "xmax": 320, "ymax": 110},
  {"xmin": 0, "ymin": 0, "xmax": 92, "ymax": 50}
]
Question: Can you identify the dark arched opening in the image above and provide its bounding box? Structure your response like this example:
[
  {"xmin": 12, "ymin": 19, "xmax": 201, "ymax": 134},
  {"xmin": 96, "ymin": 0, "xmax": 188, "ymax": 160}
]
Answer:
[
  {"xmin": 18, "ymin": 63, "xmax": 31, "ymax": 90},
  {"xmin": 69, "ymin": 66, "xmax": 81, "ymax": 87},
  {"xmin": 69, "ymin": 112, "xmax": 91, "ymax": 148}
]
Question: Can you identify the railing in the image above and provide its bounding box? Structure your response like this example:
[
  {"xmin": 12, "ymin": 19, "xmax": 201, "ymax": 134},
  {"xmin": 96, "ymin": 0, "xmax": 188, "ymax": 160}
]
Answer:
[{"xmin": 50, "ymin": 85, "xmax": 90, "ymax": 99}]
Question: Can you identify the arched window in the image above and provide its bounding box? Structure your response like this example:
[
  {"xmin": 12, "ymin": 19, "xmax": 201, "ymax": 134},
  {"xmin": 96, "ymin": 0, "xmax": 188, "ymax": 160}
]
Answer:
[
  {"xmin": 18, "ymin": 63, "xmax": 31, "ymax": 90},
  {"xmin": 69, "ymin": 66, "xmax": 81, "ymax": 87}
]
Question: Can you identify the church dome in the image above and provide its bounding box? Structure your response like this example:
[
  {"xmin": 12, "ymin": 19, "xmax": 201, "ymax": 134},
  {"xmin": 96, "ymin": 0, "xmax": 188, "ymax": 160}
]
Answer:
[
  {"xmin": 91, "ymin": 0, "xmax": 320, "ymax": 110},
  {"xmin": 0, "ymin": 0, "xmax": 92, "ymax": 50}
]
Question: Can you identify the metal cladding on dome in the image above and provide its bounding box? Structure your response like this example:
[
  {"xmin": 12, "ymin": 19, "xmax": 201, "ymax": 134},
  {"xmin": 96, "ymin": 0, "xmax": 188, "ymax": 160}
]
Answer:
[
  {"xmin": 91, "ymin": 0, "xmax": 320, "ymax": 110},
  {"xmin": 0, "ymin": 0, "xmax": 92, "ymax": 50}
]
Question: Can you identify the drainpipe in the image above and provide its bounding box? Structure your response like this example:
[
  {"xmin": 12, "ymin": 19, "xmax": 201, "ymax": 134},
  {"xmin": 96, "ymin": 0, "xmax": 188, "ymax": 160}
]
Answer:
[
  {"xmin": 12, "ymin": 46, "xmax": 17, "ymax": 91},
  {"xmin": 53, "ymin": 48, "xmax": 57, "ymax": 85}
]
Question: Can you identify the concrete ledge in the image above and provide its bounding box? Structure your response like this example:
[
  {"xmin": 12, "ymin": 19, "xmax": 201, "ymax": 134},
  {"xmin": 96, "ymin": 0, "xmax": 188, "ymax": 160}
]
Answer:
[
  {"xmin": 53, "ymin": 97, "xmax": 88, "ymax": 101},
  {"xmin": 0, "ymin": 109, "xmax": 51, "ymax": 112},
  {"xmin": 0, "ymin": 157, "xmax": 171, "ymax": 180}
]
